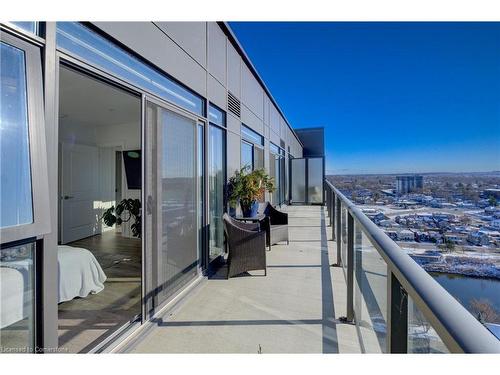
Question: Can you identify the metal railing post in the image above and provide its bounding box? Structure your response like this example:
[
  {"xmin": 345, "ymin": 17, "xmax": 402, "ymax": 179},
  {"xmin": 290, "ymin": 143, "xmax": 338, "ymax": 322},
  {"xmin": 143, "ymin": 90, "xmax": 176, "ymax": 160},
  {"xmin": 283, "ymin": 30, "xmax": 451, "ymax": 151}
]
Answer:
[
  {"xmin": 346, "ymin": 212, "xmax": 354, "ymax": 322},
  {"xmin": 387, "ymin": 272, "xmax": 408, "ymax": 353}
]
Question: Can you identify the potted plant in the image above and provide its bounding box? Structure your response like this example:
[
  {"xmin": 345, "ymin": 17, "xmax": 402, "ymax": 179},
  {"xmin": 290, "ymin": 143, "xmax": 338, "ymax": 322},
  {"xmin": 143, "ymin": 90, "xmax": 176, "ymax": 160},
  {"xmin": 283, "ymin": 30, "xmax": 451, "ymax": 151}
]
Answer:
[
  {"xmin": 226, "ymin": 174, "xmax": 239, "ymax": 217},
  {"xmin": 228, "ymin": 167, "xmax": 275, "ymax": 217},
  {"xmin": 101, "ymin": 198, "xmax": 142, "ymax": 238}
]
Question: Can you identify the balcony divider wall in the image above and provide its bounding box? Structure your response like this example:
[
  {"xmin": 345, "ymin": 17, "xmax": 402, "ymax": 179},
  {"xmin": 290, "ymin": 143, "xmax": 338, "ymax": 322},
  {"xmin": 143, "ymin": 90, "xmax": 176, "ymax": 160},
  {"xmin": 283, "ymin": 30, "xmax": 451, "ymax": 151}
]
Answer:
[{"xmin": 290, "ymin": 157, "xmax": 324, "ymax": 205}]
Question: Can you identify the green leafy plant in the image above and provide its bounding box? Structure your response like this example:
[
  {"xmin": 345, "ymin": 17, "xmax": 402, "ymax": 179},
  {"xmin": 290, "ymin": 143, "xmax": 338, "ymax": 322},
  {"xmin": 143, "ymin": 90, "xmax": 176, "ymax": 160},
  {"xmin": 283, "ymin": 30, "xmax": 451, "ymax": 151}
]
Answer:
[
  {"xmin": 228, "ymin": 166, "xmax": 275, "ymax": 214},
  {"xmin": 101, "ymin": 198, "xmax": 141, "ymax": 238}
]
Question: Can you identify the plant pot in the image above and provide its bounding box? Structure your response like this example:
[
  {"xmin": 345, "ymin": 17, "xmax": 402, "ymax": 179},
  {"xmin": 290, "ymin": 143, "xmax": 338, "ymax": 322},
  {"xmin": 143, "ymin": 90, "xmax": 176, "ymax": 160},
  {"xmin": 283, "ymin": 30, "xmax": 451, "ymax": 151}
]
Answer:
[
  {"xmin": 228, "ymin": 206, "xmax": 237, "ymax": 217},
  {"xmin": 241, "ymin": 200, "xmax": 259, "ymax": 217}
]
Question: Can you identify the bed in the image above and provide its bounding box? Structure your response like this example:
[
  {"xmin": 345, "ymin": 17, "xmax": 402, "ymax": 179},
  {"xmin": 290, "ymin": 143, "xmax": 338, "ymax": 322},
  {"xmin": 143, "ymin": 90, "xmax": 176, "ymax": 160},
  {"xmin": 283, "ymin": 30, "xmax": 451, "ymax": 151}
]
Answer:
[{"xmin": 0, "ymin": 245, "xmax": 107, "ymax": 329}]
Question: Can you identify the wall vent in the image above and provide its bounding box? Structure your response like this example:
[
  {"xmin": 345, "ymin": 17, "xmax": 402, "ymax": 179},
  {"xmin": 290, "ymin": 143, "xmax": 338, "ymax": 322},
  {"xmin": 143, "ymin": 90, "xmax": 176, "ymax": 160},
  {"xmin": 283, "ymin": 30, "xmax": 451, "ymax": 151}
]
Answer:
[{"xmin": 227, "ymin": 91, "xmax": 241, "ymax": 118}]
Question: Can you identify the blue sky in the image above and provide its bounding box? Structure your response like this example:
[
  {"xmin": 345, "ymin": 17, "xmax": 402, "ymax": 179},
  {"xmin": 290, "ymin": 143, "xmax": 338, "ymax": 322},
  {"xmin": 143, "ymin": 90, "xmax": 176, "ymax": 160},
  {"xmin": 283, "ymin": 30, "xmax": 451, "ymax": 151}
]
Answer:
[{"xmin": 229, "ymin": 22, "xmax": 500, "ymax": 175}]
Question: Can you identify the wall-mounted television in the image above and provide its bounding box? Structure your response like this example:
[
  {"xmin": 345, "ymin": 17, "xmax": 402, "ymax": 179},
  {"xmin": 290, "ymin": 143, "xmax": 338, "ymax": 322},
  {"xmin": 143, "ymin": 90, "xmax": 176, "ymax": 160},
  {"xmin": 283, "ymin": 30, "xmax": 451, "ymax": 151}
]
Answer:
[{"xmin": 123, "ymin": 150, "xmax": 141, "ymax": 190}]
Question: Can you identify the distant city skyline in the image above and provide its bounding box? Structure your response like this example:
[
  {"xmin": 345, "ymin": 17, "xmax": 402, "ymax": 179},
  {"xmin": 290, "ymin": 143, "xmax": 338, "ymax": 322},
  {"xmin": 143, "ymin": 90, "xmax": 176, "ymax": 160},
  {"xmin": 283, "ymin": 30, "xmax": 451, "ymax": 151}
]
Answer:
[{"xmin": 230, "ymin": 22, "xmax": 500, "ymax": 174}]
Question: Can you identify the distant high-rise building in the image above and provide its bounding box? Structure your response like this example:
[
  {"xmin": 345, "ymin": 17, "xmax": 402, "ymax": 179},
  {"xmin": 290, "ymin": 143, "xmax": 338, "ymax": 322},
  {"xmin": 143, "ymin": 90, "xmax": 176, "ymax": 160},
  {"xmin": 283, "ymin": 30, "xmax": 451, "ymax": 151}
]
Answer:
[{"xmin": 396, "ymin": 175, "xmax": 424, "ymax": 195}]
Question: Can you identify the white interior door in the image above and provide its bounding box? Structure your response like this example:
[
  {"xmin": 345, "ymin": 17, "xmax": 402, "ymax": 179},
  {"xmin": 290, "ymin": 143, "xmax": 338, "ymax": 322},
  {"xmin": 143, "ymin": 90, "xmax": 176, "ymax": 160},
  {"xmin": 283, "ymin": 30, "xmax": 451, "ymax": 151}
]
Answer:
[{"xmin": 60, "ymin": 142, "xmax": 99, "ymax": 243}]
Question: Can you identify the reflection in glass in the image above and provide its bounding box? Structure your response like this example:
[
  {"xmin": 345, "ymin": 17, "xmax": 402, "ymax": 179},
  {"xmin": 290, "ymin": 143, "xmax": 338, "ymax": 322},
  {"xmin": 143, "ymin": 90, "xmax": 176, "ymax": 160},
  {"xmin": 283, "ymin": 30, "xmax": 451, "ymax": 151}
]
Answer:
[
  {"xmin": 209, "ymin": 125, "xmax": 226, "ymax": 261},
  {"xmin": 157, "ymin": 109, "xmax": 198, "ymax": 305},
  {"xmin": 269, "ymin": 146, "xmax": 285, "ymax": 205},
  {"xmin": 408, "ymin": 296, "xmax": 449, "ymax": 353},
  {"xmin": 208, "ymin": 104, "xmax": 225, "ymax": 128},
  {"xmin": 254, "ymin": 147, "xmax": 264, "ymax": 171},
  {"xmin": 56, "ymin": 22, "xmax": 205, "ymax": 116},
  {"xmin": 10, "ymin": 22, "xmax": 37, "ymax": 34},
  {"xmin": 0, "ymin": 241, "xmax": 35, "ymax": 352},
  {"xmin": 241, "ymin": 141, "xmax": 253, "ymax": 172},
  {"xmin": 241, "ymin": 125, "xmax": 263, "ymax": 146},
  {"xmin": 0, "ymin": 42, "xmax": 33, "ymax": 228},
  {"xmin": 354, "ymin": 225, "xmax": 388, "ymax": 353}
]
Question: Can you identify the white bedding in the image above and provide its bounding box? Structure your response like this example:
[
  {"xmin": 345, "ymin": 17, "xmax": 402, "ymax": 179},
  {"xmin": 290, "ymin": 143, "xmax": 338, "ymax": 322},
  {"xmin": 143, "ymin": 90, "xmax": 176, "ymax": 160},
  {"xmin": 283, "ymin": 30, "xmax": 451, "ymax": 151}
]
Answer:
[
  {"xmin": 0, "ymin": 267, "xmax": 26, "ymax": 329},
  {"xmin": 57, "ymin": 245, "xmax": 107, "ymax": 303},
  {"xmin": 0, "ymin": 245, "xmax": 107, "ymax": 329}
]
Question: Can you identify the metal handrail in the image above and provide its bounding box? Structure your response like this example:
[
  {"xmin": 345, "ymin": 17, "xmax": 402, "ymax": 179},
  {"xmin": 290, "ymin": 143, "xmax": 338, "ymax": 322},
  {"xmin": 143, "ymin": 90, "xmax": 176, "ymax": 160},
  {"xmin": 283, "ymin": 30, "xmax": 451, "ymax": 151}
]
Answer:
[{"xmin": 324, "ymin": 179, "xmax": 500, "ymax": 353}]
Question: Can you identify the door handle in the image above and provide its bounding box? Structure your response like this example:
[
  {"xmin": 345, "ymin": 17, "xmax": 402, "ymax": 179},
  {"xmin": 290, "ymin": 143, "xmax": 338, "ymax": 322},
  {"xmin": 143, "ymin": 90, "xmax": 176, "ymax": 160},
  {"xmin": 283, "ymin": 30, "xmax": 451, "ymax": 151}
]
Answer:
[{"xmin": 63, "ymin": 195, "xmax": 74, "ymax": 200}]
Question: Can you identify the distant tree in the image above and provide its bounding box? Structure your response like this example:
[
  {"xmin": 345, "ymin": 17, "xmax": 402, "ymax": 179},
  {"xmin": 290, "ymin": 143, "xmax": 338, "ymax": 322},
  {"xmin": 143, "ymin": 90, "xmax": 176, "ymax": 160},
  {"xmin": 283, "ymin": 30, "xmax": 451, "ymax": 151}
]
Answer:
[
  {"xmin": 489, "ymin": 196, "xmax": 497, "ymax": 207},
  {"xmin": 439, "ymin": 238, "xmax": 455, "ymax": 252},
  {"xmin": 470, "ymin": 298, "xmax": 500, "ymax": 324},
  {"xmin": 460, "ymin": 216, "xmax": 471, "ymax": 226},
  {"xmin": 372, "ymin": 191, "xmax": 381, "ymax": 202}
]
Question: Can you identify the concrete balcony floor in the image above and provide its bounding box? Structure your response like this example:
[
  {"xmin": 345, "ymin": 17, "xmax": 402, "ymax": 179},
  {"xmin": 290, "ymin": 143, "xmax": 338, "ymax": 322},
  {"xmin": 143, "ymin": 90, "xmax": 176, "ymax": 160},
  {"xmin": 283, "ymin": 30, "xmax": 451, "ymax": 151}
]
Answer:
[{"xmin": 122, "ymin": 205, "xmax": 363, "ymax": 353}]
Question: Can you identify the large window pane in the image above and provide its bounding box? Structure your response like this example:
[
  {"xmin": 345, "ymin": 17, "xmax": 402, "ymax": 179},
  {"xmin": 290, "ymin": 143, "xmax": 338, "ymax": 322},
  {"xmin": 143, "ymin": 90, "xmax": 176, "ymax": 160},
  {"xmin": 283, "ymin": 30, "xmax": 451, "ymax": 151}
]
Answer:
[
  {"xmin": 0, "ymin": 42, "xmax": 33, "ymax": 229},
  {"xmin": 254, "ymin": 147, "xmax": 264, "ymax": 171},
  {"xmin": 209, "ymin": 125, "xmax": 226, "ymax": 261},
  {"xmin": 10, "ymin": 22, "xmax": 38, "ymax": 35},
  {"xmin": 269, "ymin": 152, "xmax": 277, "ymax": 204},
  {"xmin": 0, "ymin": 241, "xmax": 35, "ymax": 352},
  {"xmin": 56, "ymin": 22, "xmax": 205, "ymax": 116},
  {"xmin": 241, "ymin": 141, "xmax": 253, "ymax": 172},
  {"xmin": 208, "ymin": 104, "xmax": 225, "ymax": 128},
  {"xmin": 241, "ymin": 125, "xmax": 263, "ymax": 146}
]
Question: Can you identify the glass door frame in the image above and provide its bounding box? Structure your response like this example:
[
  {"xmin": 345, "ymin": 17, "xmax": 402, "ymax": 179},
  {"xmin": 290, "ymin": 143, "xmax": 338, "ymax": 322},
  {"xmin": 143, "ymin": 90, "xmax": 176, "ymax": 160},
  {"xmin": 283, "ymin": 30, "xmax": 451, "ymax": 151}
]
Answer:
[{"xmin": 207, "ymin": 122, "xmax": 227, "ymax": 268}]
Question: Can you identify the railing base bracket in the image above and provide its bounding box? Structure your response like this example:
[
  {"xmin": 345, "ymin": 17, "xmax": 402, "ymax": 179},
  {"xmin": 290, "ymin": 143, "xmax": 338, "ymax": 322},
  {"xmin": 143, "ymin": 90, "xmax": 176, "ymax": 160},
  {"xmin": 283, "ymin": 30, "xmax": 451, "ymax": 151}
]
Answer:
[{"xmin": 338, "ymin": 316, "xmax": 354, "ymax": 324}]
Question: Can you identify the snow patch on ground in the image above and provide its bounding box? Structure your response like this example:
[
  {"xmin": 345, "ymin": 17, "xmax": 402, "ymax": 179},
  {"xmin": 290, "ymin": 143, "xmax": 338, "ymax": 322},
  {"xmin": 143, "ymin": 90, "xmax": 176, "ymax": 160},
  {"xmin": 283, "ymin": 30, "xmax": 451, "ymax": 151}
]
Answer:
[{"xmin": 404, "ymin": 248, "xmax": 500, "ymax": 279}]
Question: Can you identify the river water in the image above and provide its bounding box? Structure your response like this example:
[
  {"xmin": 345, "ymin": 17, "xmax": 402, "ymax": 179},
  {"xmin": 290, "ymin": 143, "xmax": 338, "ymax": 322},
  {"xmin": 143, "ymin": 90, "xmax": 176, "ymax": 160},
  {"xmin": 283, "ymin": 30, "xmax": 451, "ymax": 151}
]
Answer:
[{"xmin": 431, "ymin": 273, "xmax": 500, "ymax": 322}]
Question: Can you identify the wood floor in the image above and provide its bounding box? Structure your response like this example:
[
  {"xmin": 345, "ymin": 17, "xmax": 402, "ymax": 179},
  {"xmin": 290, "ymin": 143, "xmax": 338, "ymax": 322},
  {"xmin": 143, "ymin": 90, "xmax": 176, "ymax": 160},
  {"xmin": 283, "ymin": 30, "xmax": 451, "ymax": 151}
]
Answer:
[{"xmin": 58, "ymin": 230, "xmax": 142, "ymax": 353}]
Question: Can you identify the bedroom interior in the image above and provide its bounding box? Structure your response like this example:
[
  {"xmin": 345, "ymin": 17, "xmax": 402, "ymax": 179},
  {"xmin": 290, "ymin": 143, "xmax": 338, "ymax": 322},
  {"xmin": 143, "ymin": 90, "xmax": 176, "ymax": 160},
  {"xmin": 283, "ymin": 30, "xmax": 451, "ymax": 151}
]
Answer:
[{"xmin": 56, "ymin": 66, "xmax": 142, "ymax": 353}]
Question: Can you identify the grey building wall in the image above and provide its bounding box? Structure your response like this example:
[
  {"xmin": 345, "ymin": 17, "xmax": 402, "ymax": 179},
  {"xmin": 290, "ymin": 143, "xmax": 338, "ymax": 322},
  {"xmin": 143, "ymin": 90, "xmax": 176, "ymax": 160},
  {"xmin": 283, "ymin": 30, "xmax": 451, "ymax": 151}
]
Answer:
[{"xmin": 90, "ymin": 22, "xmax": 304, "ymax": 182}]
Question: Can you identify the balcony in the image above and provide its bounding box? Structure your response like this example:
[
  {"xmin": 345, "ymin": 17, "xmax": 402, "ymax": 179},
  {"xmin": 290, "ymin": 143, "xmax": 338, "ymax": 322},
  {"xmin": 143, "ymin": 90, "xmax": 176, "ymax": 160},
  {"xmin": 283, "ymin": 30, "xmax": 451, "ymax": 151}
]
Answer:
[{"xmin": 116, "ymin": 181, "xmax": 500, "ymax": 353}]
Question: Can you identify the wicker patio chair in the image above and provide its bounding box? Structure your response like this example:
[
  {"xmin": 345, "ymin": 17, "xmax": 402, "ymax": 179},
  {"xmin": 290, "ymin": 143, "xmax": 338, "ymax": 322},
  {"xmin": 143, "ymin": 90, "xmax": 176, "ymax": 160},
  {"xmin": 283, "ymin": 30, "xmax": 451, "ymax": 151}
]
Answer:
[
  {"xmin": 222, "ymin": 213, "xmax": 267, "ymax": 279},
  {"xmin": 260, "ymin": 202, "xmax": 289, "ymax": 249}
]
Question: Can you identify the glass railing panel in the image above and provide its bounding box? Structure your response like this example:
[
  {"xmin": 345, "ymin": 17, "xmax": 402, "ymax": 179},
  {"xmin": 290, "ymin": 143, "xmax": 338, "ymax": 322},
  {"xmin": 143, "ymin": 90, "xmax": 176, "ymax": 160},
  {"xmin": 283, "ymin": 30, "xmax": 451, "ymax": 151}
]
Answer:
[
  {"xmin": 354, "ymin": 223, "xmax": 388, "ymax": 353},
  {"xmin": 341, "ymin": 203, "xmax": 348, "ymax": 271},
  {"xmin": 408, "ymin": 296, "xmax": 449, "ymax": 353}
]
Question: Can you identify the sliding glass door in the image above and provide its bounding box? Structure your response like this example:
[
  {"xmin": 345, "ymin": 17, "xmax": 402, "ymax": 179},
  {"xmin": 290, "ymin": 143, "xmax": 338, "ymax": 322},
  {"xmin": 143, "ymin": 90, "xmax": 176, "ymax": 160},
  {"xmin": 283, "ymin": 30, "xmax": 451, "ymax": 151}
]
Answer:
[{"xmin": 145, "ymin": 100, "xmax": 201, "ymax": 315}]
